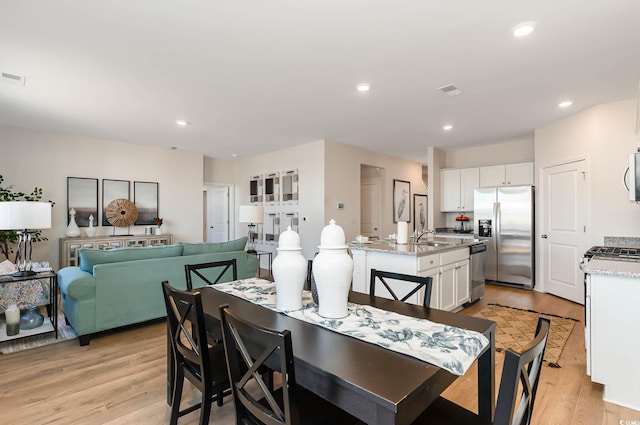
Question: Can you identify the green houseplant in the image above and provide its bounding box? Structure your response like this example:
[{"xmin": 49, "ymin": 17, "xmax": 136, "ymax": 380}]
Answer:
[{"xmin": 0, "ymin": 174, "xmax": 55, "ymax": 262}]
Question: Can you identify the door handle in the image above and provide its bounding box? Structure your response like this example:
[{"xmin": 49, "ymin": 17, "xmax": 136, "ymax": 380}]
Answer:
[{"xmin": 541, "ymin": 234, "xmax": 548, "ymax": 239}]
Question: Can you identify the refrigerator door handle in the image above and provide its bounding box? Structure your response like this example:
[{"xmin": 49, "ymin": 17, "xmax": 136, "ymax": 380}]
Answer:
[{"xmin": 495, "ymin": 202, "xmax": 501, "ymax": 246}]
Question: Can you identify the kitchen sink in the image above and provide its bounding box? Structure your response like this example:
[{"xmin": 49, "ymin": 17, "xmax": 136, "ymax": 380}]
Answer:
[{"xmin": 416, "ymin": 240, "xmax": 456, "ymax": 247}]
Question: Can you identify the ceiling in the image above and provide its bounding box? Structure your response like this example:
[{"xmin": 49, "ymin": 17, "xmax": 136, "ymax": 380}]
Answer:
[{"xmin": 1, "ymin": 1, "xmax": 640, "ymax": 163}]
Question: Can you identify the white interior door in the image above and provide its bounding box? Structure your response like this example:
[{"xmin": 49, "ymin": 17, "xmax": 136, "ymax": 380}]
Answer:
[
  {"xmin": 361, "ymin": 183, "xmax": 381, "ymax": 239},
  {"xmin": 541, "ymin": 160, "xmax": 587, "ymax": 304},
  {"xmin": 206, "ymin": 186, "xmax": 229, "ymax": 243}
]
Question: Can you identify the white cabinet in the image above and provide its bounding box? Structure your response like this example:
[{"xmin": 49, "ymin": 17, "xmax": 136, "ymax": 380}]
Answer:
[
  {"xmin": 441, "ymin": 168, "xmax": 479, "ymax": 212},
  {"xmin": 585, "ymin": 272, "xmax": 640, "ymax": 410},
  {"xmin": 479, "ymin": 162, "xmax": 533, "ymax": 187},
  {"xmin": 437, "ymin": 249, "xmax": 469, "ymax": 311}
]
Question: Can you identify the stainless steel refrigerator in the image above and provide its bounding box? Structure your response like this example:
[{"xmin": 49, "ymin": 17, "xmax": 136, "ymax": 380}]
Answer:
[{"xmin": 474, "ymin": 186, "xmax": 534, "ymax": 288}]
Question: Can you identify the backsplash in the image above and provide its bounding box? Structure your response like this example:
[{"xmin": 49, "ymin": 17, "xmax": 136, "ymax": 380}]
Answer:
[{"xmin": 604, "ymin": 237, "xmax": 640, "ymax": 247}]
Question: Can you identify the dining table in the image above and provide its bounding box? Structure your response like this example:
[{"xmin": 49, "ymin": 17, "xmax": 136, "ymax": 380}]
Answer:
[{"xmin": 192, "ymin": 283, "xmax": 496, "ymax": 425}]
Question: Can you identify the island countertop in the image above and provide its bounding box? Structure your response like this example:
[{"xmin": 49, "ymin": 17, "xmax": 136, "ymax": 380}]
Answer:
[
  {"xmin": 582, "ymin": 258, "xmax": 640, "ymax": 279},
  {"xmin": 348, "ymin": 237, "xmax": 483, "ymax": 257}
]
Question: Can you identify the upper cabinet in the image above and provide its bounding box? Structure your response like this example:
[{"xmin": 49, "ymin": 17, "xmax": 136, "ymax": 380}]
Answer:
[
  {"xmin": 441, "ymin": 168, "xmax": 479, "ymax": 212},
  {"xmin": 479, "ymin": 162, "xmax": 533, "ymax": 188}
]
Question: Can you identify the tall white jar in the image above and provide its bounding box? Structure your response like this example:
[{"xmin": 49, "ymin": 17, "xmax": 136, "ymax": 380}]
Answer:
[
  {"xmin": 272, "ymin": 226, "xmax": 307, "ymax": 311},
  {"xmin": 313, "ymin": 219, "xmax": 353, "ymax": 318}
]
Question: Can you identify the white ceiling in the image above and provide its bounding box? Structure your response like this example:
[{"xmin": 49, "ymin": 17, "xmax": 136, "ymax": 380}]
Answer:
[{"xmin": 1, "ymin": 1, "xmax": 640, "ymax": 163}]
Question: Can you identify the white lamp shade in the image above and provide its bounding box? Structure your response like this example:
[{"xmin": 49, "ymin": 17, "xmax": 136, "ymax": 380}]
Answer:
[
  {"xmin": 238, "ymin": 205, "xmax": 264, "ymax": 224},
  {"xmin": 0, "ymin": 201, "xmax": 52, "ymax": 230}
]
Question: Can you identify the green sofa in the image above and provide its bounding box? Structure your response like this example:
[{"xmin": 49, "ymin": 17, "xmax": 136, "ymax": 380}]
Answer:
[{"xmin": 57, "ymin": 237, "xmax": 258, "ymax": 345}]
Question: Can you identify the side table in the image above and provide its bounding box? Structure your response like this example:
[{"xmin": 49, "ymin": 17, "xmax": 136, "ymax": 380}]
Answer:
[
  {"xmin": 251, "ymin": 250, "xmax": 273, "ymax": 280},
  {"xmin": 0, "ymin": 270, "xmax": 58, "ymax": 343}
]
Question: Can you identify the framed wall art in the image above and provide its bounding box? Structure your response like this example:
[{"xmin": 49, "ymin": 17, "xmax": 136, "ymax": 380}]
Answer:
[
  {"xmin": 102, "ymin": 179, "xmax": 130, "ymax": 226},
  {"xmin": 67, "ymin": 177, "xmax": 98, "ymax": 227},
  {"xmin": 393, "ymin": 179, "xmax": 411, "ymax": 223},
  {"xmin": 134, "ymin": 181, "xmax": 158, "ymax": 225},
  {"xmin": 413, "ymin": 194, "xmax": 428, "ymax": 233}
]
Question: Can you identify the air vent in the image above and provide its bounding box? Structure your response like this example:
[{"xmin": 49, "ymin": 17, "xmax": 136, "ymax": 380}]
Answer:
[
  {"xmin": 1, "ymin": 72, "xmax": 26, "ymax": 86},
  {"xmin": 437, "ymin": 83, "xmax": 462, "ymax": 96}
]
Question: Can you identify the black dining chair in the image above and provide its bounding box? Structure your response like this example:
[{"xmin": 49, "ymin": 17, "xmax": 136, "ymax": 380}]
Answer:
[
  {"xmin": 219, "ymin": 304, "xmax": 363, "ymax": 425},
  {"xmin": 185, "ymin": 259, "xmax": 238, "ymax": 290},
  {"xmin": 369, "ymin": 269, "xmax": 433, "ymax": 308},
  {"xmin": 411, "ymin": 316, "xmax": 551, "ymax": 425},
  {"xmin": 161, "ymin": 281, "xmax": 231, "ymax": 425}
]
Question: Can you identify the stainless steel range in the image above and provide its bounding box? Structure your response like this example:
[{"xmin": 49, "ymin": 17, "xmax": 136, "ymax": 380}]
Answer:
[{"xmin": 584, "ymin": 245, "xmax": 640, "ymax": 260}]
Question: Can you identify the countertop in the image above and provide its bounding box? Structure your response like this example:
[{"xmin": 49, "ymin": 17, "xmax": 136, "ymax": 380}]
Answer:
[
  {"xmin": 349, "ymin": 237, "xmax": 483, "ymax": 257},
  {"xmin": 583, "ymin": 258, "xmax": 640, "ymax": 278}
]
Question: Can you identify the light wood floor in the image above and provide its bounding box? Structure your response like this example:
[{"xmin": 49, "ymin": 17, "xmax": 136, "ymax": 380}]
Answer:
[{"xmin": 1, "ymin": 284, "xmax": 639, "ymax": 425}]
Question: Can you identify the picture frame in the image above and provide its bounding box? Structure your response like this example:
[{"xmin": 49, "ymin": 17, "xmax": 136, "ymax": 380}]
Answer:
[
  {"xmin": 134, "ymin": 181, "xmax": 158, "ymax": 225},
  {"xmin": 413, "ymin": 194, "xmax": 428, "ymax": 233},
  {"xmin": 67, "ymin": 177, "xmax": 98, "ymax": 227},
  {"xmin": 102, "ymin": 179, "xmax": 130, "ymax": 226},
  {"xmin": 392, "ymin": 179, "xmax": 411, "ymax": 223}
]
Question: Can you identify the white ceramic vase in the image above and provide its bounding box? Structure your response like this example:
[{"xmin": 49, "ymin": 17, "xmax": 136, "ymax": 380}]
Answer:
[
  {"xmin": 65, "ymin": 208, "xmax": 81, "ymax": 238},
  {"xmin": 85, "ymin": 214, "xmax": 97, "ymax": 237},
  {"xmin": 273, "ymin": 226, "xmax": 306, "ymax": 311},
  {"xmin": 313, "ymin": 219, "xmax": 353, "ymax": 319}
]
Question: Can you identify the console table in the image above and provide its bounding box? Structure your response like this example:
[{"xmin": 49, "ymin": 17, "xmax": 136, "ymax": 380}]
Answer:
[{"xmin": 59, "ymin": 235, "xmax": 173, "ymax": 269}]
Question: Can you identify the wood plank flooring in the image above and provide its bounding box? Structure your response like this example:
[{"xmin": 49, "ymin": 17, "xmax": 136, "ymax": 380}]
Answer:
[{"xmin": 1, "ymin": 284, "xmax": 639, "ymax": 424}]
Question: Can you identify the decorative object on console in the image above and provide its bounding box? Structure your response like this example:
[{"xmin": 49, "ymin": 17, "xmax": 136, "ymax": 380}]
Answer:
[
  {"xmin": 84, "ymin": 214, "xmax": 96, "ymax": 237},
  {"xmin": 20, "ymin": 305, "xmax": 44, "ymax": 330},
  {"xmin": 65, "ymin": 208, "xmax": 81, "ymax": 237},
  {"xmin": 239, "ymin": 205, "xmax": 264, "ymax": 253},
  {"xmin": 105, "ymin": 198, "xmax": 138, "ymax": 236},
  {"xmin": 5, "ymin": 302, "xmax": 20, "ymax": 336},
  {"xmin": 272, "ymin": 226, "xmax": 306, "ymax": 311},
  {"xmin": 393, "ymin": 179, "xmax": 411, "ymax": 223},
  {"xmin": 0, "ymin": 201, "xmax": 52, "ymax": 277},
  {"xmin": 153, "ymin": 217, "xmax": 163, "ymax": 235},
  {"xmin": 312, "ymin": 219, "xmax": 353, "ymax": 319}
]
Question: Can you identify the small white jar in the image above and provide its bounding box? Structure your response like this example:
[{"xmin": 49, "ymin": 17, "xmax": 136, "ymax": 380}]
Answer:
[{"xmin": 272, "ymin": 226, "xmax": 307, "ymax": 311}]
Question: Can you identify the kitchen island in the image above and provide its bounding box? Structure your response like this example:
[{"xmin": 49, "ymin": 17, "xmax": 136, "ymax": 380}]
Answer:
[
  {"xmin": 351, "ymin": 237, "xmax": 483, "ymax": 311},
  {"xmin": 583, "ymin": 257, "xmax": 640, "ymax": 411}
]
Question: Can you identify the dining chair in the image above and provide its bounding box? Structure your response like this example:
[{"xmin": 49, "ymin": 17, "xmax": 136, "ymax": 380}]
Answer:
[
  {"xmin": 369, "ymin": 269, "xmax": 433, "ymax": 308},
  {"xmin": 219, "ymin": 304, "xmax": 363, "ymax": 425},
  {"xmin": 185, "ymin": 259, "xmax": 238, "ymax": 290},
  {"xmin": 161, "ymin": 281, "xmax": 231, "ymax": 425},
  {"xmin": 411, "ymin": 316, "xmax": 551, "ymax": 425}
]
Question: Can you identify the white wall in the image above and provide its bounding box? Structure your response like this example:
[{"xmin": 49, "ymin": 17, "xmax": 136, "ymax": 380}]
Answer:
[
  {"xmin": 445, "ymin": 138, "xmax": 534, "ymax": 169},
  {"xmin": 535, "ymin": 97, "xmax": 640, "ymax": 245},
  {"xmin": 0, "ymin": 125, "xmax": 204, "ymax": 267}
]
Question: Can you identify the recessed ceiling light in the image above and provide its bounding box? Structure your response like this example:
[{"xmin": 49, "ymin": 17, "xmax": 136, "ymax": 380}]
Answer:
[
  {"xmin": 231, "ymin": 153, "xmax": 238, "ymax": 158},
  {"xmin": 175, "ymin": 119, "xmax": 189, "ymax": 126},
  {"xmin": 443, "ymin": 124, "xmax": 453, "ymax": 131},
  {"xmin": 356, "ymin": 83, "xmax": 371, "ymax": 92},
  {"xmin": 512, "ymin": 21, "xmax": 536, "ymax": 37},
  {"xmin": 558, "ymin": 100, "xmax": 574, "ymax": 108}
]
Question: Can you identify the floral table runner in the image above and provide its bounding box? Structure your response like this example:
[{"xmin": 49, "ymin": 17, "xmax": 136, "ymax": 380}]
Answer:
[{"xmin": 211, "ymin": 278, "xmax": 489, "ymax": 376}]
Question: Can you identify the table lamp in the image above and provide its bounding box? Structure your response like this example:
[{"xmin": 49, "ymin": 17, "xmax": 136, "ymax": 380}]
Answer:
[
  {"xmin": 238, "ymin": 205, "xmax": 264, "ymax": 254},
  {"xmin": 0, "ymin": 201, "xmax": 52, "ymax": 277}
]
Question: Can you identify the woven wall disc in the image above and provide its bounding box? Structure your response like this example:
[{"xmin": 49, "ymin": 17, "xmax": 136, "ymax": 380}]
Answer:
[{"xmin": 105, "ymin": 198, "xmax": 139, "ymax": 227}]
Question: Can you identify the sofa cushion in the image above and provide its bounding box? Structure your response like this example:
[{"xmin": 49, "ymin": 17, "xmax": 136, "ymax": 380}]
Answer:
[
  {"xmin": 79, "ymin": 244, "xmax": 183, "ymax": 273},
  {"xmin": 181, "ymin": 237, "xmax": 248, "ymax": 256}
]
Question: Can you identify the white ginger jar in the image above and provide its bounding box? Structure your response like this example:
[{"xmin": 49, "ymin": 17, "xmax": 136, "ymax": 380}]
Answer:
[{"xmin": 273, "ymin": 226, "xmax": 307, "ymax": 311}]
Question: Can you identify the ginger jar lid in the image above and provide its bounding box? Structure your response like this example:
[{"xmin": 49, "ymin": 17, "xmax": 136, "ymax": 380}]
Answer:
[
  {"xmin": 277, "ymin": 226, "xmax": 302, "ymax": 251},
  {"xmin": 318, "ymin": 219, "xmax": 347, "ymax": 249}
]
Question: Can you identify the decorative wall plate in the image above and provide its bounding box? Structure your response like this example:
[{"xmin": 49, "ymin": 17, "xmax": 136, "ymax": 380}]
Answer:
[{"xmin": 105, "ymin": 198, "xmax": 138, "ymax": 227}]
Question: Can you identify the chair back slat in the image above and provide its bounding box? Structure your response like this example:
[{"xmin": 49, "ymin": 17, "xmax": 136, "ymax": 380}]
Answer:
[
  {"xmin": 185, "ymin": 259, "xmax": 238, "ymax": 290},
  {"xmin": 369, "ymin": 269, "xmax": 433, "ymax": 308},
  {"xmin": 494, "ymin": 317, "xmax": 550, "ymax": 425}
]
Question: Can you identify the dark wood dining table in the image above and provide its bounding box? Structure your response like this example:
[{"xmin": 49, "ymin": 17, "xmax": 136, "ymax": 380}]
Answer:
[{"xmin": 196, "ymin": 287, "xmax": 496, "ymax": 425}]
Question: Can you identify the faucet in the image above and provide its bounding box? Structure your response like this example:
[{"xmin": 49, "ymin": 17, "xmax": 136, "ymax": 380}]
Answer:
[{"xmin": 415, "ymin": 230, "xmax": 435, "ymax": 243}]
